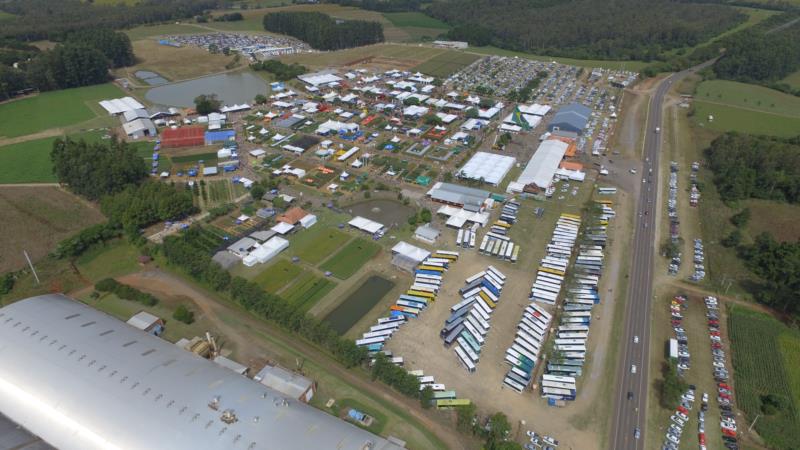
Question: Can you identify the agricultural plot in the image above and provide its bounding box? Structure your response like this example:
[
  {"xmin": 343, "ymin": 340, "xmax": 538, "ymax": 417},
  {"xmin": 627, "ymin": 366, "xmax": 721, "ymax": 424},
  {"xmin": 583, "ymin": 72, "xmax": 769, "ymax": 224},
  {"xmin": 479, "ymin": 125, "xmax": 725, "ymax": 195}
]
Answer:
[
  {"xmin": 411, "ymin": 51, "xmax": 481, "ymax": 78},
  {"xmin": 254, "ymin": 259, "xmax": 304, "ymax": 293},
  {"xmin": 206, "ymin": 180, "xmax": 235, "ymax": 205},
  {"xmin": 0, "ymin": 83, "xmax": 124, "ymax": 138},
  {"xmin": 117, "ymin": 40, "xmax": 238, "ymax": 82},
  {"xmin": 280, "ymin": 272, "xmax": 337, "ymax": 312},
  {"xmin": 290, "ymin": 227, "xmax": 352, "ymax": 265},
  {"xmin": 692, "ymin": 101, "xmax": 800, "ymax": 138},
  {"xmin": 728, "ymin": 305, "xmax": 800, "ymax": 450},
  {"xmin": 695, "ymin": 80, "xmax": 800, "ymax": 118},
  {"xmin": 0, "ymin": 138, "xmax": 58, "ymax": 183},
  {"xmin": 320, "ymin": 238, "xmax": 380, "ymax": 280}
]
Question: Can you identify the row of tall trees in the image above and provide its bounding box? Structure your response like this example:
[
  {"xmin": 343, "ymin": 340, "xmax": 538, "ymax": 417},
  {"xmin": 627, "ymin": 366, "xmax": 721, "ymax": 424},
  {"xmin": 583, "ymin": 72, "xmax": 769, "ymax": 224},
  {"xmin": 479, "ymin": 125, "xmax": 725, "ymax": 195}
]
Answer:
[
  {"xmin": 250, "ymin": 59, "xmax": 307, "ymax": 81},
  {"xmin": 323, "ymin": 0, "xmax": 431, "ymax": 12},
  {"xmin": 705, "ymin": 132, "xmax": 800, "ymax": 204},
  {"xmin": 263, "ymin": 11, "xmax": 384, "ymax": 51},
  {"xmin": 427, "ymin": 0, "xmax": 745, "ymax": 61},
  {"xmin": 740, "ymin": 233, "xmax": 800, "ymax": 316},
  {"xmin": 712, "ymin": 24, "xmax": 800, "ymax": 86}
]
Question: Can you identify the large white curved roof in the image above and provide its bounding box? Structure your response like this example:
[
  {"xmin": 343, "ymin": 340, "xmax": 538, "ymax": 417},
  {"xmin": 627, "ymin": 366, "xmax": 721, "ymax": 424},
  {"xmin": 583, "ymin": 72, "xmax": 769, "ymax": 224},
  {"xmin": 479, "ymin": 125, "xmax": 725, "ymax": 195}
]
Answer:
[{"xmin": 0, "ymin": 295, "xmax": 402, "ymax": 450}]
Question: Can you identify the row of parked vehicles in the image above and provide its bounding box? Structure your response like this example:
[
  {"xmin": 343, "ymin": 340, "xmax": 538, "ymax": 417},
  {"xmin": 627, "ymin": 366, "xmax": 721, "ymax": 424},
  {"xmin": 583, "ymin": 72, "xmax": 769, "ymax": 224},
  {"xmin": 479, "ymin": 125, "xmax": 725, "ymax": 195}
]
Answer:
[
  {"xmin": 663, "ymin": 387, "xmax": 696, "ymax": 449},
  {"xmin": 524, "ymin": 430, "xmax": 558, "ymax": 450},
  {"xmin": 667, "ymin": 161, "xmax": 681, "ymax": 275},
  {"xmin": 672, "ymin": 295, "xmax": 691, "ymax": 375},
  {"xmin": 705, "ymin": 296, "xmax": 739, "ymax": 450},
  {"xmin": 690, "ymin": 238, "xmax": 706, "ymax": 282}
]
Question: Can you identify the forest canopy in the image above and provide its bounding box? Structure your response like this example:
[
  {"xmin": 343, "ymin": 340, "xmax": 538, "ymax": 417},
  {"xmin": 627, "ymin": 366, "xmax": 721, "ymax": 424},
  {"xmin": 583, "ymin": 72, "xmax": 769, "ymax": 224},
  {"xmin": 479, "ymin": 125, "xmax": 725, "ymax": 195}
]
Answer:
[
  {"xmin": 427, "ymin": 0, "xmax": 746, "ymax": 61},
  {"xmin": 263, "ymin": 11, "xmax": 384, "ymax": 51}
]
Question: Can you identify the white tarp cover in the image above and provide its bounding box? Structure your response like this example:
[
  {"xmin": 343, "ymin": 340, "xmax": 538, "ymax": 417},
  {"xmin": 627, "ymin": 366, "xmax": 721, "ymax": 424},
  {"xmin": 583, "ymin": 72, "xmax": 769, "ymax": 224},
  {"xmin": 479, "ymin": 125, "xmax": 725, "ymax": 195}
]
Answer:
[
  {"xmin": 515, "ymin": 139, "xmax": 569, "ymax": 190},
  {"xmin": 458, "ymin": 152, "xmax": 516, "ymax": 186},
  {"xmin": 348, "ymin": 216, "xmax": 384, "ymax": 234},
  {"xmin": 271, "ymin": 222, "xmax": 295, "ymax": 235},
  {"xmin": 99, "ymin": 97, "xmax": 145, "ymax": 115},
  {"xmin": 391, "ymin": 241, "xmax": 431, "ymax": 264}
]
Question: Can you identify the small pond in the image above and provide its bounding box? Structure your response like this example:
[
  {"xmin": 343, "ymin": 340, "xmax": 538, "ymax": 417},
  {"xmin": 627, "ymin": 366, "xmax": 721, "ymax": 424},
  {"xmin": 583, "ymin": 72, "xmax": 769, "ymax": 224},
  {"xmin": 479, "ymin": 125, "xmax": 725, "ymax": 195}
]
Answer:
[
  {"xmin": 346, "ymin": 199, "xmax": 415, "ymax": 228},
  {"xmin": 324, "ymin": 275, "xmax": 395, "ymax": 335},
  {"xmin": 145, "ymin": 72, "xmax": 267, "ymax": 107},
  {"xmin": 135, "ymin": 70, "xmax": 169, "ymax": 86}
]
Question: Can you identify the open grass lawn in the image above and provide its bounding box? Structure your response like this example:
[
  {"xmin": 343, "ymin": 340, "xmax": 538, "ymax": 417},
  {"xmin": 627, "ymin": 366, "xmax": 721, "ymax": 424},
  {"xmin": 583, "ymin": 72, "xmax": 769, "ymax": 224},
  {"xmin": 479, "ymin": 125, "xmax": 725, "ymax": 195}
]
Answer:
[
  {"xmin": 383, "ymin": 12, "xmax": 449, "ymax": 29},
  {"xmin": 320, "ymin": 237, "xmax": 380, "ymax": 279},
  {"xmin": 116, "ymin": 40, "xmax": 239, "ymax": 82},
  {"xmin": 742, "ymin": 199, "xmax": 800, "ymax": 243},
  {"xmin": 253, "ymin": 258, "xmax": 303, "ymax": 293},
  {"xmin": 280, "ymin": 43, "xmax": 446, "ymax": 69},
  {"xmin": 75, "ymin": 240, "xmax": 141, "ymax": 282},
  {"xmin": 0, "ymin": 186, "xmax": 106, "ymax": 273},
  {"xmin": 470, "ymin": 46, "xmax": 649, "ymax": 71},
  {"xmin": 124, "ymin": 23, "xmax": 206, "ymax": 41},
  {"xmin": 412, "ymin": 50, "xmax": 481, "ymax": 78},
  {"xmin": 280, "ymin": 272, "xmax": 337, "ymax": 312},
  {"xmin": 289, "ymin": 227, "xmax": 352, "ymax": 265},
  {"xmin": 0, "ymin": 83, "xmax": 124, "ymax": 138},
  {"xmin": 692, "ymin": 101, "xmax": 800, "ymax": 138},
  {"xmin": 171, "ymin": 151, "xmax": 218, "ymax": 164},
  {"xmin": 728, "ymin": 305, "xmax": 800, "ymax": 450},
  {"xmin": 0, "ymin": 138, "xmax": 58, "ymax": 183},
  {"xmin": 331, "ymin": 398, "xmax": 388, "ymax": 434},
  {"xmin": 696, "ymin": 80, "xmax": 800, "ymax": 118}
]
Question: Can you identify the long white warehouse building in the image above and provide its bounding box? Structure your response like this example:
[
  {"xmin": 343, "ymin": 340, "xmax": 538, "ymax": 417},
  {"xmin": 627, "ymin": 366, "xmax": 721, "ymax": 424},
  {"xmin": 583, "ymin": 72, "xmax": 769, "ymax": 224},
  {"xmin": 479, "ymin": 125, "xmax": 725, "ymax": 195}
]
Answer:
[{"xmin": 0, "ymin": 294, "xmax": 403, "ymax": 450}]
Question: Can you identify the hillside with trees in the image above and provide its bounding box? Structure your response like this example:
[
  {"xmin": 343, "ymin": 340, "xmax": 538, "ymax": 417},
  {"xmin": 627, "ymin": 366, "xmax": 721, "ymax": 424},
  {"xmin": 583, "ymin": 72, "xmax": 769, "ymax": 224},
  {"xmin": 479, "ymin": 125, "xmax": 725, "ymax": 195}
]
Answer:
[
  {"xmin": 426, "ymin": 0, "xmax": 745, "ymax": 61},
  {"xmin": 705, "ymin": 132, "xmax": 800, "ymax": 204},
  {"xmin": 263, "ymin": 11, "xmax": 384, "ymax": 51},
  {"xmin": 740, "ymin": 233, "xmax": 800, "ymax": 316}
]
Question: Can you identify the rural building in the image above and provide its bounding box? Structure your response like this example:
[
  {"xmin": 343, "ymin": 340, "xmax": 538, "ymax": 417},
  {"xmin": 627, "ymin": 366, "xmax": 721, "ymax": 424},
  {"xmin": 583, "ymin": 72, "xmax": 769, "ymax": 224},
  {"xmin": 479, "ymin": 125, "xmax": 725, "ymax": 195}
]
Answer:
[
  {"xmin": 161, "ymin": 126, "xmax": 205, "ymax": 148},
  {"xmin": 348, "ymin": 216, "xmax": 385, "ymax": 235},
  {"xmin": 250, "ymin": 229, "xmax": 277, "ymax": 242},
  {"xmin": 122, "ymin": 118, "xmax": 156, "ymax": 139},
  {"xmin": 242, "ymin": 236, "xmax": 290, "ymax": 267},
  {"xmin": 316, "ymin": 120, "xmax": 359, "ymax": 136},
  {"xmin": 436, "ymin": 205, "xmax": 490, "ymax": 228},
  {"xmin": 125, "ymin": 311, "xmax": 164, "ymax": 336},
  {"xmin": 122, "ymin": 108, "xmax": 149, "ymax": 122},
  {"xmin": 548, "ymin": 103, "xmax": 592, "ymax": 135},
  {"xmin": 507, "ymin": 138, "xmax": 570, "ymax": 194},
  {"xmin": 432, "ymin": 40, "xmax": 469, "ymax": 49},
  {"xmin": 457, "ymin": 152, "xmax": 516, "ymax": 186},
  {"xmin": 556, "ymin": 160, "xmax": 586, "ymax": 182},
  {"xmin": 254, "ymin": 364, "xmax": 316, "ymax": 403},
  {"xmin": 298, "ymin": 71, "xmax": 342, "ymax": 87},
  {"xmin": 205, "ymin": 129, "xmax": 236, "ymax": 146},
  {"xmin": 0, "ymin": 294, "xmax": 403, "ymax": 450},
  {"xmin": 212, "ymin": 355, "xmax": 249, "ymax": 376},
  {"xmin": 414, "ymin": 224, "xmax": 440, "ymax": 244},
  {"xmin": 276, "ymin": 207, "xmax": 309, "ymax": 226},
  {"xmin": 98, "ymin": 96, "xmax": 145, "ymax": 116},
  {"xmin": 203, "ymin": 166, "xmax": 218, "ymax": 176},
  {"xmin": 427, "ymin": 182, "xmax": 490, "ymax": 212},
  {"xmin": 391, "ymin": 241, "xmax": 431, "ymax": 272}
]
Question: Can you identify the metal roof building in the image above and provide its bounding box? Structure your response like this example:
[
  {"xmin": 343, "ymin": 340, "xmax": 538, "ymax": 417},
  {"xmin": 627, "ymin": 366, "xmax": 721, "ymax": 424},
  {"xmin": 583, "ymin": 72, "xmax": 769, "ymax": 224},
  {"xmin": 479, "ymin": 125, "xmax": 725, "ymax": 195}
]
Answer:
[
  {"xmin": 426, "ymin": 182, "xmax": 490, "ymax": 212},
  {"xmin": 0, "ymin": 295, "xmax": 404, "ymax": 450},
  {"xmin": 547, "ymin": 103, "xmax": 592, "ymax": 135},
  {"xmin": 507, "ymin": 139, "xmax": 569, "ymax": 193},
  {"xmin": 457, "ymin": 152, "xmax": 516, "ymax": 186}
]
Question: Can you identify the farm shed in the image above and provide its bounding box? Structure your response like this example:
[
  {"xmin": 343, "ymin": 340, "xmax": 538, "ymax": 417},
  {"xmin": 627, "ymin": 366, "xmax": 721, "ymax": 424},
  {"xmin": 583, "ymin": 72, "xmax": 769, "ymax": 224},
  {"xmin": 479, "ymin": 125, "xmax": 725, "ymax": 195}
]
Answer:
[
  {"xmin": 0, "ymin": 294, "xmax": 403, "ymax": 450},
  {"xmin": 348, "ymin": 216, "xmax": 385, "ymax": 234},
  {"xmin": 427, "ymin": 182, "xmax": 490, "ymax": 211},
  {"xmin": 126, "ymin": 311, "xmax": 164, "ymax": 336},
  {"xmin": 250, "ymin": 229, "xmax": 277, "ymax": 242},
  {"xmin": 298, "ymin": 71, "xmax": 342, "ymax": 87},
  {"xmin": 548, "ymin": 103, "xmax": 592, "ymax": 135},
  {"xmin": 391, "ymin": 241, "xmax": 431, "ymax": 266},
  {"xmin": 316, "ymin": 120, "xmax": 359, "ymax": 136},
  {"xmin": 254, "ymin": 364, "xmax": 316, "ymax": 403},
  {"xmin": 99, "ymin": 96, "xmax": 145, "ymax": 115},
  {"xmin": 227, "ymin": 236, "xmax": 257, "ymax": 258},
  {"xmin": 271, "ymin": 222, "xmax": 295, "ymax": 235},
  {"xmin": 242, "ymin": 236, "xmax": 289, "ymax": 267},
  {"xmin": 458, "ymin": 152, "xmax": 516, "ymax": 186},
  {"xmin": 507, "ymin": 138, "xmax": 569, "ymax": 193},
  {"xmin": 277, "ymin": 207, "xmax": 309, "ymax": 226},
  {"xmin": 122, "ymin": 118, "xmax": 156, "ymax": 139},
  {"xmin": 202, "ymin": 167, "xmax": 218, "ymax": 176},
  {"xmin": 299, "ymin": 214, "xmax": 317, "ymax": 229},
  {"xmin": 161, "ymin": 126, "xmax": 204, "ymax": 148},
  {"xmin": 414, "ymin": 224, "xmax": 440, "ymax": 244},
  {"xmin": 436, "ymin": 205, "xmax": 490, "ymax": 228},
  {"xmin": 212, "ymin": 356, "xmax": 249, "ymax": 375},
  {"xmin": 205, "ymin": 129, "xmax": 235, "ymax": 145}
]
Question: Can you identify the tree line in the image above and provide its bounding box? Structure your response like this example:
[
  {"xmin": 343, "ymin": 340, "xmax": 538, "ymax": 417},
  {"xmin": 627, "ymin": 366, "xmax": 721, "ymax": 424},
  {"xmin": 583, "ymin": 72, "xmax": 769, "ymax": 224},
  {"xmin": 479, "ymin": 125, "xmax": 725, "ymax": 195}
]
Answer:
[
  {"xmin": 263, "ymin": 11, "xmax": 384, "ymax": 51},
  {"xmin": 0, "ymin": 28, "xmax": 135, "ymax": 98},
  {"xmin": 250, "ymin": 59, "xmax": 307, "ymax": 81},
  {"xmin": 740, "ymin": 233, "xmax": 800, "ymax": 317},
  {"xmin": 705, "ymin": 132, "xmax": 800, "ymax": 204},
  {"xmin": 323, "ymin": 0, "xmax": 431, "ymax": 12},
  {"xmin": 427, "ymin": 0, "xmax": 745, "ymax": 61}
]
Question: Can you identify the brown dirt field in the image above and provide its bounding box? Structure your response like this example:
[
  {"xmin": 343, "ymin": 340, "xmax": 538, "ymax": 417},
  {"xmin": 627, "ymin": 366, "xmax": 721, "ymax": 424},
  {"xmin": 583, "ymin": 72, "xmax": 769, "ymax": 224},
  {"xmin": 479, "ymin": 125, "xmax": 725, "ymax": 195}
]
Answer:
[
  {"xmin": 0, "ymin": 186, "xmax": 105, "ymax": 272},
  {"xmin": 114, "ymin": 40, "xmax": 240, "ymax": 83}
]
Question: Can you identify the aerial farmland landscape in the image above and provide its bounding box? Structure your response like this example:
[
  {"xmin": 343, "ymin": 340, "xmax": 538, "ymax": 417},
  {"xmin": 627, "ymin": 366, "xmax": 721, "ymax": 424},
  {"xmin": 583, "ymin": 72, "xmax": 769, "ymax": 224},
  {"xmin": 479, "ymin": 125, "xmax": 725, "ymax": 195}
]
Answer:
[{"xmin": 0, "ymin": 1, "xmax": 799, "ymax": 450}]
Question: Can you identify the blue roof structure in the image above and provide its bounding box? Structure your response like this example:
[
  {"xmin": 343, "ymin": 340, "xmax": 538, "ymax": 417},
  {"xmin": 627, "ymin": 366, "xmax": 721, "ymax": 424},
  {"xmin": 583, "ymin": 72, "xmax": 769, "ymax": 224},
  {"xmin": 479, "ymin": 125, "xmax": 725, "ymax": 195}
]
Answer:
[
  {"xmin": 205, "ymin": 129, "xmax": 236, "ymax": 143},
  {"xmin": 547, "ymin": 103, "xmax": 591, "ymax": 135}
]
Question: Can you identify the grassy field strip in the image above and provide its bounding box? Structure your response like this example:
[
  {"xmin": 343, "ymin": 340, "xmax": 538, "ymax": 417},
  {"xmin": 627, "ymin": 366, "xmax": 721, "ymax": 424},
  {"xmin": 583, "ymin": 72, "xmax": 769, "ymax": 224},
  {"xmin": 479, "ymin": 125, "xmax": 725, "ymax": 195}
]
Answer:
[
  {"xmin": 254, "ymin": 258, "xmax": 303, "ymax": 293},
  {"xmin": 412, "ymin": 51, "xmax": 481, "ymax": 78},
  {"xmin": 696, "ymin": 80, "xmax": 800, "ymax": 117},
  {"xmin": 290, "ymin": 227, "xmax": 353, "ymax": 265},
  {"xmin": 281, "ymin": 272, "xmax": 337, "ymax": 312},
  {"xmin": 692, "ymin": 101, "xmax": 800, "ymax": 138},
  {"xmin": 320, "ymin": 237, "xmax": 381, "ymax": 280}
]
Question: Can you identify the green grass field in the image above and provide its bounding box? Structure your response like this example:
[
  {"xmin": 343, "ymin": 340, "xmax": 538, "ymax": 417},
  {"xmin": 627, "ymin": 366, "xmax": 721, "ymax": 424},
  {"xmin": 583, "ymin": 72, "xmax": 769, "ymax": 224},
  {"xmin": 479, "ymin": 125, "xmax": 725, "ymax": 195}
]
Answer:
[
  {"xmin": 383, "ymin": 12, "xmax": 449, "ymax": 29},
  {"xmin": 280, "ymin": 272, "xmax": 337, "ymax": 312},
  {"xmin": 780, "ymin": 70, "xmax": 800, "ymax": 90},
  {"xmin": 470, "ymin": 46, "xmax": 649, "ymax": 71},
  {"xmin": 320, "ymin": 237, "xmax": 380, "ymax": 279},
  {"xmin": 743, "ymin": 199, "xmax": 800, "ymax": 243},
  {"xmin": 75, "ymin": 240, "xmax": 141, "ymax": 282},
  {"xmin": 0, "ymin": 10, "xmax": 16, "ymax": 21},
  {"xmin": 412, "ymin": 51, "xmax": 481, "ymax": 78},
  {"xmin": 171, "ymin": 152, "xmax": 218, "ymax": 164},
  {"xmin": 728, "ymin": 305, "xmax": 800, "ymax": 450},
  {"xmin": 0, "ymin": 84, "xmax": 124, "ymax": 138},
  {"xmin": 0, "ymin": 138, "xmax": 58, "ymax": 183},
  {"xmin": 693, "ymin": 100, "xmax": 800, "ymax": 137},
  {"xmin": 124, "ymin": 23, "xmax": 206, "ymax": 41},
  {"xmin": 253, "ymin": 258, "xmax": 303, "ymax": 293},
  {"xmin": 289, "ymin": 227, "xmax": 352, "ymax": 265},
  {"xmin": 696, "ymin": 80, "xmax": 800, "ymax": 117},
  {"xmin": 280, "ymin": 43, "xmax": 453, "ymax": 68}
]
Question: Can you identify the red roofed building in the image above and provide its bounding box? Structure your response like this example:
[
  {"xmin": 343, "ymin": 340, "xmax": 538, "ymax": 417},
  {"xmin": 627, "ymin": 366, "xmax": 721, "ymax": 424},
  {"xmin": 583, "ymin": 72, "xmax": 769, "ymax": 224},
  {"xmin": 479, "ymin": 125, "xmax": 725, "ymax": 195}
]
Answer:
[{"xmin": 161, "ymin": 126, "xmax": 205, "ymax": 148}]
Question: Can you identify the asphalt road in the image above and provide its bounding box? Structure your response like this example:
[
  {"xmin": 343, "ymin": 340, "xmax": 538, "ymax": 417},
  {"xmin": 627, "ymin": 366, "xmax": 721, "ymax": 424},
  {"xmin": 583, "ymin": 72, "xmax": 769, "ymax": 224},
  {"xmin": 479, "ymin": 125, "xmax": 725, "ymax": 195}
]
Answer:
[{"xmin": 609, "ymin": 61, "xmax": 716, "ymax": 450}]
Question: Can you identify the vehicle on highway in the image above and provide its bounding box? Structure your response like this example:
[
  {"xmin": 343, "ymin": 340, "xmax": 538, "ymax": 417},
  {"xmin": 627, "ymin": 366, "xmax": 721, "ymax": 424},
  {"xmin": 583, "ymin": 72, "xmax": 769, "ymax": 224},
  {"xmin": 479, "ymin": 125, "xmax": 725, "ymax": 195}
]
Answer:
[
  {"xmin": 627, "ymin": 391, "xmax": 634, "ymax": 400},
  {"xmin": 655, "ymin": 127, "xmax": 661, "ymax": 133},
  {"xmin": 631, "ymin": 364, "xmax": 637, "ymax": 374},
  {"xmin": 634, "ymin": 428, "xmax": 640, "ymax": 439},
  {"xmin": 634, "ymin": 335, "xmax": 639, "ymax": 343},
  {"xmin": 630, "ymin": 168, "xmax": 637, "ymax": 174}
]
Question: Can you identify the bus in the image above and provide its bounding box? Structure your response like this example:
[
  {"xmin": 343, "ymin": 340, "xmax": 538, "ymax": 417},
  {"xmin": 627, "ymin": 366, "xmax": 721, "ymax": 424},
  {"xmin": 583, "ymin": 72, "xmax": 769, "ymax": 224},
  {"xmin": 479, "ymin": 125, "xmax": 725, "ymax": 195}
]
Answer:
[
  {"xmin": 458, "ymin": 336, "xmax": 481, "ymax": 360},
  {"xmin": 503, "ymin": 376, "xmax": 526, "ymax": 393},
  {"xmin": 432, "ymin": 390, "xmax": 457, "ymax": 400},
  {"xmin": 418, "ymin": 375, "xmax": 435, "ymax": 384},
  {"xmin": 400, "ymin": 294, "xmax": 430, "ymax": 304},
  {"xmin": 472, "ymin": 304, "xmax": 491, "ymax": 322},
  {"xmin": 539, "ymin": 267, "xmax": 565, "ymax": 277},
  {"xmin": 406, "ymin": 290, "xmax": 435, "ymax": 300},
  {"xmin": 376, "ymin": 316, "xmax": 405, "ymax": 325},
  {"xmin": 436, "ymin": 398, "xmax": 472, "ymax": 408},
  {"xmin": 409, "ymin": 284, "xmax": 437, "ymax": 293},
  {"xmin": 511, "ymin": 245, "xmax": 520, "ymax": 263},
  {"xmin": 417, "ymin": 265, "xmax": 445, "ymax": 273},
  {"xmin": 356, "ymin": 336, "xmax": 386, "ymax": 346},
  {"xmin": 451, "ymin": 297, "xmax": 476, "ymax": 313},
  {"xmin": 390, "ymin": 305, "xmax": 420, "ymax": 316},
  {"xmin": 454, "ymin": 346, "xmax": 476, "ymax": 373},
  {"xmin": 456, "ymin": 229, "xmax": 464, "ymax": 247},
  {"xmin": 397, "ymin": 299, "xmax": 427, "ymax": 310},
  {"xmin": 443, "ymin": 323, "xmax": 465, "ymax": 346},
  {"xmin": 479, "ymin": 236, "xmax": 490, "ymax": 253},
  {"xmin": 432, "ymin": 251, "xmax": 458, "ymax": 260},
  {"xmin": 486, "ymin": 266, "xmax": 506, "ymax": 282}
]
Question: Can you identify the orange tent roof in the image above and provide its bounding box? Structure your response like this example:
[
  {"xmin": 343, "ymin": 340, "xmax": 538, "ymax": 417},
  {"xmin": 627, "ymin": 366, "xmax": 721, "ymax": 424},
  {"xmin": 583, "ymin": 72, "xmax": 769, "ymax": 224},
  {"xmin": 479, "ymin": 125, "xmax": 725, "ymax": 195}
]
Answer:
[
  {"xmin": 276, "ymin": 207, "xmax": 308, "ymax": 225},
  {"xmin": 559, "ymin": 161, "xmax": 584, "ymax": 171}
]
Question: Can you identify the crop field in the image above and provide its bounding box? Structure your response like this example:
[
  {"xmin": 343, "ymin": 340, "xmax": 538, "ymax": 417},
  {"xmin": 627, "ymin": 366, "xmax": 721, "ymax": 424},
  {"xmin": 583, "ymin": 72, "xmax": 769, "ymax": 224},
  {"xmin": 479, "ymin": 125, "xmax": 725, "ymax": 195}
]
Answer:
[
  {"xmin": 280, "ymin": 272, "xmax": 337, "ymax": 312},
  {"xmin": 728, "ymin": 305, "xmax": 800, "ymax": 450},
  {"xmin": 254, "ymin": 259, "xmax": 304, "ymax": 293},
  {"xmin": 0, "ymin": 186, "xmax": 106, "ymax": 272},
  {"xmin": 692, "ymin": 101, "xmax": 800, "ymax": 138},
  {"xmin": 289, "ymin": 227, "xmax": 352, "ymax": 265},
  {"xmin": 170, "ymin": 152, "xmax": 218, "ymax": 164},
  {"xmin": 206, "ymin": 179, "xmax": 234, "ymax": 205},
  {"xmin": 412, "ymin": 51, "xmax": 481, "ymax": 78},
  {"xmin": 116, "ymin": 40, "xmax": 239, "ymax": 82},
  {"xmin": 0, "ymin": 138, "xmax": 57, "ymax": 183},
  {"xmin": 696, "ymin": 80, "xmax": 800, "ymax": 118},
  {"xmin": 0, "ymin": 84, "xmax": 124, "ymax": 138},
  {"xmin": 383, "ymin": 12, "xmax": 449, "ymax": 29},
  {"xmin": 74, "ymin": 240, "xmax": 140, "ymax": 282},
  {"xmin": 320, "ymin": 238, "xmax": 380, "ymax": 279}
]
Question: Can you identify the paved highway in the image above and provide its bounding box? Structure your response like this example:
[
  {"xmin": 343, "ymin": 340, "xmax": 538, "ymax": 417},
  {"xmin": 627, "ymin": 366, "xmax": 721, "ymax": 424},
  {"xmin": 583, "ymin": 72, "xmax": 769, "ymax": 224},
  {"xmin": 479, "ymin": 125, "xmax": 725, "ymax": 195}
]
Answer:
[{"xmin": 609, "ymin": 61, "xmax": 716, "ymax": 450}]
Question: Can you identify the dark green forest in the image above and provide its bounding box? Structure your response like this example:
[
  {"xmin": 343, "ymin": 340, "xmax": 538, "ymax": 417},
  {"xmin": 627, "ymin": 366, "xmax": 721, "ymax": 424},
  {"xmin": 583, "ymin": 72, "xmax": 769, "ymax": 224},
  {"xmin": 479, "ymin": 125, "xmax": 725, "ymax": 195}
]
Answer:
[
  {"xmin": 250, "ymin": 59, "xmax": 307, "ymax": 81},
  {"xmin": 324, "ymin": 0, "xmax": 432, "ymax": 12},
  {"xmin": 740, "ymin": 233, "xmax": 800, "ymax": 316},
  {"xmin": 705, "ymin": 133, "xmax": 800, "ymax": 204},
  {"xmin": 263, "ymin": 11, "xmax": 384, "ymax": 51},
  {"xmin": 712, "ymin": 22, "xmax": 800, "ymax": 88},
  {"xmin": 426, "ymin": 0, "xmax": 746, "ymax": 61}
]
